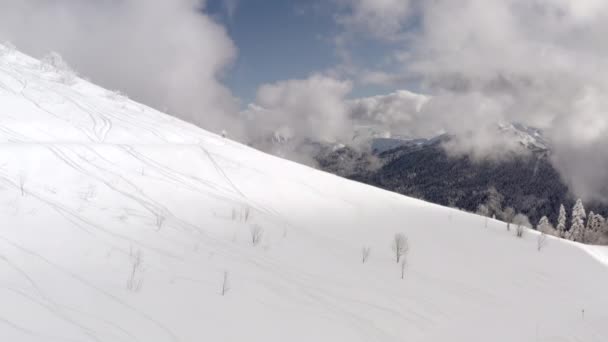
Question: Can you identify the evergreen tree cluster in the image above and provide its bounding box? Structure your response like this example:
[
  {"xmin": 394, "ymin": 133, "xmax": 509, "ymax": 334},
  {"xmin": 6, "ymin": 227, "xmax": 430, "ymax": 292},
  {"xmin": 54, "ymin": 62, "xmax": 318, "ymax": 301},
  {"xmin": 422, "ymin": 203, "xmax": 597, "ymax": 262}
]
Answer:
[{"xmin": 536, "ymin": 199, "xmax": 608, "ymax": 244}]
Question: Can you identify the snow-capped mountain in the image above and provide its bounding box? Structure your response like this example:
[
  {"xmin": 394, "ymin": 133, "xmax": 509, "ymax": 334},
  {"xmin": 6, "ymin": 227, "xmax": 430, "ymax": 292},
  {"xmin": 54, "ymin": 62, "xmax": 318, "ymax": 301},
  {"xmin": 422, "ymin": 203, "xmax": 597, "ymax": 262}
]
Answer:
[
  {"xmin": 363, "ymin": 122, "xmax": 549, "ymax": 155},
  {"xmin": 1, "ymin": 44, "xmax": 608, "ymax": 342},
  {"xmin": 498, "ymin": 122, "xmax": 549, "ymax": 152}
]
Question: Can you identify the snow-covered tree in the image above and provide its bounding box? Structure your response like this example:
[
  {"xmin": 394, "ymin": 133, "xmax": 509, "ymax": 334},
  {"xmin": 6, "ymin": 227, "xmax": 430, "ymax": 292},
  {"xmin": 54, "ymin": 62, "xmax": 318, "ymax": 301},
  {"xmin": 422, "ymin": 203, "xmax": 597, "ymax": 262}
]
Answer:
[
  {"xmin": 556, "ymin": 204, "xmax": 567, "ymax": 238},
  {"xmin": 537, "ymin": 216, "xmax": 556, "ymax": 236},
  {"xmin": 513, "ymin": 214, "xmax": 531, "ymax": 238},
  {"xmin": 587, "ymin": 212, "xmax": 604, "ymax": 232},
  {"xmin": 569, "ymin": 199, "xmax": 586, "ymax": 242},
  {"xmin": 502, "ymin": 207, "xmax": 515, "ymax": 231},
  {"xmin": 485, "ymin": 187, "xmax": 504, "ymax": 217},
  {"xmin": 477, "ymin": 204, "xmax": 490, "ymax": 228},
  {"xmin": 583, "ymin": 212, "xmax": 606, "ymax": 244},
  {"xmin": 596, "ymin": 214, "xmax": 607, "ymax": 237},
  {"xmin": 595, "ymin": 214, "xmax": 606, "ymax": 231},
  {"xmin": 477, "ymin": 204, "xmax": 490, "ymax": 217}
]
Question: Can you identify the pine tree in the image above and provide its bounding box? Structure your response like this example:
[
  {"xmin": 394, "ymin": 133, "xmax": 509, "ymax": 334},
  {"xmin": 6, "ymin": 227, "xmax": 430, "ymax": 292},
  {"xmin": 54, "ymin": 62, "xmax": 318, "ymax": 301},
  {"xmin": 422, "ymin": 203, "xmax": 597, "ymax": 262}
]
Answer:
[
  {"xmin": 584, "ymin": 213, "xmax": 605, "ymax": 244},
  {"xmin": 570, "ymin": 199, "xmax": 586, "ymax": 242},
  {"xmin": 556, "ymin": 204, "xmax": 567, "ymax": 238},
  {"xmin": 590, "ymin": 213, "xmax": 605, "ymax": 232},
  {"xmin": 596, "ymin": 214, "xmax": 606, "ymax": 232},
  {"xmin": 587, "ymin": 211, "xmax": 596, "ymax": 231}
]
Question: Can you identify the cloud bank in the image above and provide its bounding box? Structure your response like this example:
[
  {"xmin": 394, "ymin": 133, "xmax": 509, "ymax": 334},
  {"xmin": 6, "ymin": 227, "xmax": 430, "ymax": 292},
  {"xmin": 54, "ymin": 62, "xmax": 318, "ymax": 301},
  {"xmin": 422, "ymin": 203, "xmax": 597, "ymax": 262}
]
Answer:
[
  {"xmin": 0, "ymin": 0, "xmax": 244, "ymax": 137},
  {"xmin": 246, "ymin": 75, "xmax": 353, "ymax": 143},
  {"xmin": 332, "ymin": 0, "xmax": 608, "ymax": 202}
]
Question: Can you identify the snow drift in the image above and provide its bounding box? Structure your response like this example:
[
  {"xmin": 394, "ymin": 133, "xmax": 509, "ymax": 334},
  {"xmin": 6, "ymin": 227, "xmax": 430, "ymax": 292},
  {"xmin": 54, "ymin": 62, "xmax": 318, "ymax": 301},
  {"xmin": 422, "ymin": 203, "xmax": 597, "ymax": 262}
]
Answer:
[{"xmin": 0, "ymin": 45, "xmax": 607, "ymax": 342}]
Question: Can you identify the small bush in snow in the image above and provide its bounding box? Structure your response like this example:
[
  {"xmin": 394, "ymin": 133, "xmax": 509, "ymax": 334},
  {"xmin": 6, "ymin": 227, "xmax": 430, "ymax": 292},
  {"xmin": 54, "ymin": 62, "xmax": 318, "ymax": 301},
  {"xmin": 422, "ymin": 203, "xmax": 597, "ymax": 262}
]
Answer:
[
  {"xmin": 231, "ymin": 206, "xmax": 251, "ymax": 222},
  {"xmin": 126, "ymin": 249, "xmax": 144, "ymax": 292},
  {"xmin": 537, "ymin": 232, "xmax": 548, "ymax": 251},
  {"xmin": 18, "ymin": 172, "xmax": 26, "ymax": 196},
  {"xmin": 156, "ymin": 214, "xmax": 166, "ymax": 231},
  {"xmin": 392, "ymin": 233, "xmax": 409, "ymax": 263},
  {"xmin": 221, "ymin": 271, "xmax": 230, "ymax": 296},
  {"xmin": 361, "ymin": 246, "xmax": 371, "ymax": 264},
  {"xmin": 250, "ymin": 225, "xmax": 264, "ymax": 246}
]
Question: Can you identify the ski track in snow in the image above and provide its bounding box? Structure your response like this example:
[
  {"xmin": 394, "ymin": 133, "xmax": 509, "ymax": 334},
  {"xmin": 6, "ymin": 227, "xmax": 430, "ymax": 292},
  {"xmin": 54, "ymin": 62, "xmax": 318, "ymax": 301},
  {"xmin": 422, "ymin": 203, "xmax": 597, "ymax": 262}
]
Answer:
[{"xmin": 0, "ymin": 45, "xmax": 607, "ymax": 342}]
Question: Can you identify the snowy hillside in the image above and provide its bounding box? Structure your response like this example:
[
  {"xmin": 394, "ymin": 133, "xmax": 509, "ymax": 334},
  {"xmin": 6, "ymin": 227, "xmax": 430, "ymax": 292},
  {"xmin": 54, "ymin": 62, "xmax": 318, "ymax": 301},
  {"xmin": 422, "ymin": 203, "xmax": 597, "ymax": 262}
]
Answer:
[{"xmin": 1, "ymin": 45, "xmax": 608, "ymax": 342}]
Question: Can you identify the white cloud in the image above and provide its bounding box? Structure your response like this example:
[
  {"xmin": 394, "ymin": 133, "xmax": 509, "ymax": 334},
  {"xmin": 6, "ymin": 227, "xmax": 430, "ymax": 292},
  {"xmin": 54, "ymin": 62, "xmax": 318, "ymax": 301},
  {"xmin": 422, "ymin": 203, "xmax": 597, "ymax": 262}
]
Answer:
[
  {"xmin": 335, "ymin": 0, "xmax": 412, "ymax": 38},
  {"xmin": 349, "ymin": 90, "xmax": 429, "ymax": 131},
  {"xmin": 247, "ymin": 75, "xmax": 353, "ymax": 143},
  {"xmin": 335, "ymin": 0, "xmax": 608, "ymax": 202},
  {"xmin": 0, "ymin": 0, "xmax": 244, "ymax": 137}
]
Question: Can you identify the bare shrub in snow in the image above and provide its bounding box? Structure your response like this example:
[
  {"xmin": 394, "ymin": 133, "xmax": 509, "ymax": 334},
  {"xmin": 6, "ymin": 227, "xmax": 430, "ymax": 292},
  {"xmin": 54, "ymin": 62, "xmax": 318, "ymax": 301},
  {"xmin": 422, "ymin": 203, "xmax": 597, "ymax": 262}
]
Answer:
[
  {"xmin": 250, "ymin": 225, "xmax": 264, "ymax": 246},
  {"xmin": 513, "ymin": 214, "xmax": 531, "ymax": 238},
  {"xmin": 18, "ymin": 172, "xmax": 26, "ymax": 196},
  {"xmin": 392, "ymin": 233, "xmax": 409, "ymax": 263},
  {"xmin": 537, "ymin": 232, "xmax": 548, "ymax": 251},
  {"xmin": 361, "ymin": 246, "xmax": 371, "ymax": 264},
  {"xmin": 41, "ymin": 52, "xmax": 77, "ymax": 85},
  {"xmin": 156, "ymin": 214, "xmax": 166, "ymax": 231},
  {"xmin": 126, "ymin": 249, "xmax": 144, "ymax": 292},
  {"xmin": 221, "ymin": 271, "xmax": 230, "ymax": 296},
  {"xmin": 244, "ymin": 207, "xmax": 251, "ymax": 221},
  {"xmin": 79, "ymin": 185, "xmax": 97, "ymax": 202},
  {"xmin": 232, "ymin": 206, "xmax": 251, "ymax": 222}
]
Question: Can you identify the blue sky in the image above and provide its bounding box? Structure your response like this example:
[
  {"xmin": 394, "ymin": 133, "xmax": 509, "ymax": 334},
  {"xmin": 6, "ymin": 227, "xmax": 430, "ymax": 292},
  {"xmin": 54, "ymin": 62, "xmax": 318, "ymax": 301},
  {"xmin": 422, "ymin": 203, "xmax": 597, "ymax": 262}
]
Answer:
[{"xmin": 206, "ymin": 0, "xmax": 399, "ymax": 104}]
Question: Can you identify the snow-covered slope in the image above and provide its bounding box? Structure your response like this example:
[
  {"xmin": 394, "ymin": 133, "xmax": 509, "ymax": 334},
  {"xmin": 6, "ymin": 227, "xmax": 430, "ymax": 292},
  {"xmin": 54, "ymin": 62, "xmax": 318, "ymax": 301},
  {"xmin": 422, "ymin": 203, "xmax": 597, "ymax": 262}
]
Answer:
[{"xmin": 1, "ymin": 45, "xmax": 608, "ymax": 342}]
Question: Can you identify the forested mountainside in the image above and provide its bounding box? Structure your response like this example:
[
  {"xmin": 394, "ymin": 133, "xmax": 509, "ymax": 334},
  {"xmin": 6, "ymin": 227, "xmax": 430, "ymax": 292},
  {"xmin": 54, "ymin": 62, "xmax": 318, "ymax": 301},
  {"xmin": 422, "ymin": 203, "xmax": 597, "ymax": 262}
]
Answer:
[{"xmin": 316, "ymin": 137, "xmax": 608, "ymax": 240}]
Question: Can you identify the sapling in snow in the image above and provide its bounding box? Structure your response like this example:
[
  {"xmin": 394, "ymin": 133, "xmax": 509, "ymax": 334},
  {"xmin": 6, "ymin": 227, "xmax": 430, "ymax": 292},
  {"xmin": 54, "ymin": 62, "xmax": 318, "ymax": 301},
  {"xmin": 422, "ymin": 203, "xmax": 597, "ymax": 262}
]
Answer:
[
  {"xmin": 221, "ymin": 271, "xmax": 230, "ymax": 296},
  {"xmin": 537, "ymin": 232, "xmax": 548, "ymax": 251},
  {"xmin": 126, "ymin": 248, "xmax": 144, "ymax": 292},
  {"xmin": 250, "ymin": 225, "xmax": 264, "ymax": 246},
  {"xmin": 513, "ymin": 214, "xmax": 530, "ymax": 238},
  {"xmin": 392, "ymin": 233, "xmax": 409, "ymax": 263},
  {"xmin": 361, "ymin": 246, "xmax": 371, "ymax": 264}
]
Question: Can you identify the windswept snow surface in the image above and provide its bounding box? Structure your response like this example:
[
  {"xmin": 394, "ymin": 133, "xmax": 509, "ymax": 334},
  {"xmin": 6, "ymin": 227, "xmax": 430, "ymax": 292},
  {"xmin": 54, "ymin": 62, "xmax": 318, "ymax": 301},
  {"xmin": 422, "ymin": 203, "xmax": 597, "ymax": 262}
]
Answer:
[{"xmin": 0, "ymin": 46, "xmax": 607, "ymax": 342}]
